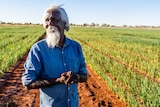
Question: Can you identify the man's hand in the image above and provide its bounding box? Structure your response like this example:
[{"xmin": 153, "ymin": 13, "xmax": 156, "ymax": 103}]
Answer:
[
  {"xmin": 57, "ymin": 71, "xmax": 79, "ymax": 85},
  {"xmin": 55, "ymin": 73, "xmax": 70, "ymax": 84},
  {"xmin": 65, "ymin": 71, "xmax": 80, "ymax": 84}
]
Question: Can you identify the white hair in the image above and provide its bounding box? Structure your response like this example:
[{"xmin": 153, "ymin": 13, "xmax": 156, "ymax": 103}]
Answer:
[{"xmin": 42, "ymin": 4, "xmax": 69, "ymax": 31}]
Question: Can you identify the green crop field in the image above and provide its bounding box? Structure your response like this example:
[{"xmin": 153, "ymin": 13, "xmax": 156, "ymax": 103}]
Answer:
[
  {"xmin": 0, "ymin": 25, "xmax": 45, "ymax": 75},
  {"xmin": 66, "ymin": 27, "xmax": 160, "ymax": 107},
  {"xmin": 0, "ymin": 25, "xmax": 160, "ymax": 107}
]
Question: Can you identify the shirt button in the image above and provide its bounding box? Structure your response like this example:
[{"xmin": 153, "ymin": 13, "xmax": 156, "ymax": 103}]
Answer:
[
  {"xmin": 68, "ymin": 87, "xmax": 70, "ymax": 90},
  {"xmin": 68, "ymin": 99, "xmax": 70, "ymax": 102},
  {"xmin": 64, "ymin": 63, "xmax": 66, "ymax": 66}
]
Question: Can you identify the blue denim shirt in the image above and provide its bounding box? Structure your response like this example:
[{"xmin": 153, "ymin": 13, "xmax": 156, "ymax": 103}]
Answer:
[{"xmin": 22, "ymin": 37, "xmax": 88, "ymax": 107}]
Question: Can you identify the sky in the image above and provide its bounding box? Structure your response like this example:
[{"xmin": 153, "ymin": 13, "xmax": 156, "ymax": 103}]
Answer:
[{"xmin": 0, "ymin": 0, "xmax": 160, "ymax": 26}]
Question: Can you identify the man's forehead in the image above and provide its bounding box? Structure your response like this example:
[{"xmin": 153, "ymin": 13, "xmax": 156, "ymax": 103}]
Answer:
[{"xmin": 45, "ymin": 10, "xmax": 61, "ymax": 18}]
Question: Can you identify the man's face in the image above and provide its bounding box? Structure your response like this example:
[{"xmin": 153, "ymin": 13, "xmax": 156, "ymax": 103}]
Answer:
[
  {"xmin": 44, "ymin": 10, "xmax": 65, "ymax": 35},
  {"xmin": 44, "ymin": 10, "xmax": 65, "ymax": 48}
]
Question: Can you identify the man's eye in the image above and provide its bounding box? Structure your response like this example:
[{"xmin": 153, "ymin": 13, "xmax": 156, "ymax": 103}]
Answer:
[{"xmin": 51, "ymin": 18, "xmax": 59, "ymax": 22}]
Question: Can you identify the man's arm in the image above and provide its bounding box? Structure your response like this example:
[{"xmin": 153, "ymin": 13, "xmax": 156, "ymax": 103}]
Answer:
[
  {"xmin": 26, "ymin": 78, "xmax": 57, "ymax": 89},
  {"xmin": 26, "ymin": 71, "xmax": 88, "ymax": 89},
  {"xmin": 26, "ymin": 76, "xmax": 67, "ymax": 89}
]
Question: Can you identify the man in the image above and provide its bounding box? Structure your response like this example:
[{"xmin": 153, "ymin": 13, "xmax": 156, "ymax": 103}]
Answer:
[{"xmin": 22, "ymin": 4, "xmax": 88, "ymax": 107}]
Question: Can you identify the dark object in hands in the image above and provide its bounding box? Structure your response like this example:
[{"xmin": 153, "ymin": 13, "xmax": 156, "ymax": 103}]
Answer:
[{"xmin": 60, "ymin": 71, "xmax": 80, "ymax": 84}]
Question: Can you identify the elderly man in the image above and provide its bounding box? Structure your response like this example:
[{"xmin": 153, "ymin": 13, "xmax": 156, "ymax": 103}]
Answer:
[{"xmin": 22, "ymin": 4, "xmax": 88, "ymax": 107}]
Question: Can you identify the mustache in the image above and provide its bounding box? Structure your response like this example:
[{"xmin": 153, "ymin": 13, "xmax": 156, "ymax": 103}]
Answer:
[{"xmin": 47, "ymin": 26, "xmax": 59, "ymax": 33}]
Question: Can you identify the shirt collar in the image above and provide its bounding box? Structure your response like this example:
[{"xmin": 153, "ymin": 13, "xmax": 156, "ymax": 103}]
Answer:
[{"xmin": 63, "ymin": 35, "xmax": 71, "ymax": 47}]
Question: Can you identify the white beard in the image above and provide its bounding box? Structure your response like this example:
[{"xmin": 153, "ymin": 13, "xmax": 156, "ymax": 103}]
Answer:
[{"xmin": 46, "ymin": 26, "xmax": 60, "ymax": 48}]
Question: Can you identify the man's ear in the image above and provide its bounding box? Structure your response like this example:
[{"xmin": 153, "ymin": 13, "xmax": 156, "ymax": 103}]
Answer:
[{"xmin": 64, "ymin": 22, "xmax": 69, "ymax": 31}]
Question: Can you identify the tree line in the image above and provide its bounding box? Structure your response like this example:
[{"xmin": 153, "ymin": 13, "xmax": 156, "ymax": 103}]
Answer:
[{"xmin": 1, "ymin": 21, "xmax": 160, "ymax": 28}]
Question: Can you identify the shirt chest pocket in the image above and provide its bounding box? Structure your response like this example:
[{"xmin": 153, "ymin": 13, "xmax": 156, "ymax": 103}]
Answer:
[{"xmin": 67, "ymin": 58, "xmax": 80, "ymax": 73}]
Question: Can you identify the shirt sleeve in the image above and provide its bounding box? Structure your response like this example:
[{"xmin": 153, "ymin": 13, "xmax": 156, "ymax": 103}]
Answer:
[
  {"xmin": 22, "ymin": 44, "xmax": 42, "ymax": 86},
  {"xmin": 77, "ymin": 43, "xmax": 88, "ymax": 75}
]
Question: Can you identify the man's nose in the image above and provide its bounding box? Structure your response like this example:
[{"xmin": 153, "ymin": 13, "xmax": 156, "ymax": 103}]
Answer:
[{"xmin": 49, "ymin": 20, "xmax": 55, "ymax": 26}]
